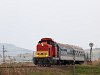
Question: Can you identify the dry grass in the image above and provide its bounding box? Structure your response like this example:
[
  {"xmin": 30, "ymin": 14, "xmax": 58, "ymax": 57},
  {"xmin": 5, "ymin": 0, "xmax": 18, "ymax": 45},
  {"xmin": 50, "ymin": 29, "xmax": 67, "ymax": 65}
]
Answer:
[
  {"xmin": 0, "ymin": 63, "xmax": 70, "ymax": 75},
  {"xmin": 0, "ymin": 62, "xmax": 35, "ymax": 75},
  {"xmin": 92, "ymin": 60, "xmax": 100, "ymax": 66}
]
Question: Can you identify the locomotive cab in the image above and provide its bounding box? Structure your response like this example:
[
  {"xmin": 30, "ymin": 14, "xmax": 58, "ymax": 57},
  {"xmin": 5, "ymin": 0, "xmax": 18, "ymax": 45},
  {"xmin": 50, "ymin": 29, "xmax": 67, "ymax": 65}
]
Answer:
[{"xmin": 36, "ymin": 38, "xmax": 57, "ymax": 58}]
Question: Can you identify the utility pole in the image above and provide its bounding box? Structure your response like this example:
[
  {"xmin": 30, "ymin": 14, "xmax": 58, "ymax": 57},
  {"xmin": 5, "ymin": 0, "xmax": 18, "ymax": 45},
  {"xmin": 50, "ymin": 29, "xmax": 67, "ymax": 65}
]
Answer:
[
  {"xmin": 3, "ymin": 45, "xmax": 6, "ymax": 63},
  {"xmin": 73, "ymin": 49, "xmax": 75, "ymax": 75}
]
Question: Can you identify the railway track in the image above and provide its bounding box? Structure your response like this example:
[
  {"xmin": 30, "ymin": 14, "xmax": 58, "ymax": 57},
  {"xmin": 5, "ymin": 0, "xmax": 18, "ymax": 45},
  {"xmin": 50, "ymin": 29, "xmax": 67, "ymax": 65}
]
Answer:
[
  {"xmin": 0, "ymin": 65, "xmax": 74, "ymax": 68},
  {"xmin": 0, "ymin": 65, "xmax": 36, "ymax": 68}
]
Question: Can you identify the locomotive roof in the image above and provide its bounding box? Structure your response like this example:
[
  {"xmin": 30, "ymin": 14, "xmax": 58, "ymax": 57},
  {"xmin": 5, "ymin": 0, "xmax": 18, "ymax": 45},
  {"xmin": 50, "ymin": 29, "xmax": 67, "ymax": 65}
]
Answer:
[
  {"xmin": 41, "ymin": 38, "xmax": 54, "ymax": 42},
  {"xmin": 57, "ymin": 43, "xmax": 83, "ymax": 50}
]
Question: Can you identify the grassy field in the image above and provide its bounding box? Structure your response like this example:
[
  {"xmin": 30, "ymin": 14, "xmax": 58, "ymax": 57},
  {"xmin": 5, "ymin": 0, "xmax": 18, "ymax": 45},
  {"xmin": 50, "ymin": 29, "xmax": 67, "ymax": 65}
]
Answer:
[
  {"xmin": 0, "ymin": 62, "xmax": 100, "ymax": 75},
  {"xmin": 30, "ymin": 65, "xmax": 100, "ymax": 75},
  {"xmin": 75, "ymin": 65, "xmax": 100, "ymax": 75}
]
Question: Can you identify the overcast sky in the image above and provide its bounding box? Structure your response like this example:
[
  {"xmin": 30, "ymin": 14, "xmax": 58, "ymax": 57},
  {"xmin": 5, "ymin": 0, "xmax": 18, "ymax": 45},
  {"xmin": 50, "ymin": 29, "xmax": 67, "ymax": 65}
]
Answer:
[{"xmin": 0, "ymin": 0, "xmax": 100, "ymax": 50}]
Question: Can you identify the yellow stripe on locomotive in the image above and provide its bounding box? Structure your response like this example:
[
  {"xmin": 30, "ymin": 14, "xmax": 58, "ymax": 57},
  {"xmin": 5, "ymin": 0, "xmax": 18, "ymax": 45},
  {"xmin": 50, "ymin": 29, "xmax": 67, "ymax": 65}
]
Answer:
[{"xmin": 36, "ymin": 51, "xmax": 48, "ymax": 57}]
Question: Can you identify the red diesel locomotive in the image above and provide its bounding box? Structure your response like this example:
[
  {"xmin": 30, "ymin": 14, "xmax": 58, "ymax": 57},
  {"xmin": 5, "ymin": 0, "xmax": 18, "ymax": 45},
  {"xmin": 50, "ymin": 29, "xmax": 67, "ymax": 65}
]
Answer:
[
  {"xmin": 33, "ymin": 38, "xmax": 59, "ymax": 66},
  {"xmin": 36, "ymin": 38, "xmax": 57, "ymax": 58}
]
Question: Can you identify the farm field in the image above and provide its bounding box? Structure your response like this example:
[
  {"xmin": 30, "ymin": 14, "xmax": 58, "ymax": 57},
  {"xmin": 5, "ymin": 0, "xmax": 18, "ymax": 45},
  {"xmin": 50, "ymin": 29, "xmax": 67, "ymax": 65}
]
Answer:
[{"xmin": 0, "ymin": 62, "xmax": 100, "ymax": 75}]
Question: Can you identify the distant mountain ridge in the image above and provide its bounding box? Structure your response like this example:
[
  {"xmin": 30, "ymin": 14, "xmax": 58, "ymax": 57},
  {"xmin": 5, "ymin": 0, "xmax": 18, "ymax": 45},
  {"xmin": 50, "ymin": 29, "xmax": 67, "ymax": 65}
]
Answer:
[{"xmin": 0, "ymin": 43, "xmax": 33, "ymax": 56}]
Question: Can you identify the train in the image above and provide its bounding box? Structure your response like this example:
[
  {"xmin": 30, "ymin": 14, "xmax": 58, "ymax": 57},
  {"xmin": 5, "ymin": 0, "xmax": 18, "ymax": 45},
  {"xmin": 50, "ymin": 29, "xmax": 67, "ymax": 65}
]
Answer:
[{"xmin": 33, "ymin": 38, "xmax": 87, "ymax": 66}]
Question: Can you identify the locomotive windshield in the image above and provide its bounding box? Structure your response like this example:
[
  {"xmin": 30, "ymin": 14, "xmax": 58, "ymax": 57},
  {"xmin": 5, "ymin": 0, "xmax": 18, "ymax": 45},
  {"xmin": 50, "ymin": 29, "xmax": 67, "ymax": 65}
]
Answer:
[{"xmin": 38, "ymin": 40, "xmax": 55, "ymax": 46}]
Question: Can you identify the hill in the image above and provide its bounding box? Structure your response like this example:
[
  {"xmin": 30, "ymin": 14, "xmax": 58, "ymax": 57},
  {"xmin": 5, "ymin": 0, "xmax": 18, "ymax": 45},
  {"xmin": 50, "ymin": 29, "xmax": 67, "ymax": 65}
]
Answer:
[
  {"xmin": 0, "ymin": 43, "xmax": 33, "ymax": 56},
  {"xmin": 0, "ymin": 43, "xmax": 34, "ymax": 63}
]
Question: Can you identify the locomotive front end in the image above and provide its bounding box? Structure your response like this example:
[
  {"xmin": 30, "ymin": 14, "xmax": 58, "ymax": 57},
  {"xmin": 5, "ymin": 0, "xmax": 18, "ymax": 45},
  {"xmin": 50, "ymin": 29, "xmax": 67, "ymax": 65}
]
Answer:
[{"xmin": 36, "ymin": 43, "xmax": 49, "ymax": 58}]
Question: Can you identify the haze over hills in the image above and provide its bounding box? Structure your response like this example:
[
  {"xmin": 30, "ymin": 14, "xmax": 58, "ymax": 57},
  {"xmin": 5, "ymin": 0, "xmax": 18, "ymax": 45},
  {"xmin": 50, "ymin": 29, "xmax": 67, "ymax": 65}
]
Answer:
[{"xmin": 0, "ymin": 43, "xmax": 33, "ymax": 57}]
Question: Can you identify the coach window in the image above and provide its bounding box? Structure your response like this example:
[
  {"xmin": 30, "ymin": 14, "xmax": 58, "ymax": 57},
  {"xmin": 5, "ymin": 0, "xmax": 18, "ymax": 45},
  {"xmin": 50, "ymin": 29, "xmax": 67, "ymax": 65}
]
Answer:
[
  {"xmin": 79, "ymin": 51, "xmax": 80, "ymax": 55},
  {"xmin": 67, "ymin": 49, "xmax": 70, "ymax": 54},
  {"xmin": 77, "ymin": 51, "xmax": 79, "ymax": 56},
  {"xmin": 75, "ymin": 51, "xmax": 77, "ymax": 55},
  {"xmin": 70, "ymin": 50, "xmax": 72, "ymax": 54}
]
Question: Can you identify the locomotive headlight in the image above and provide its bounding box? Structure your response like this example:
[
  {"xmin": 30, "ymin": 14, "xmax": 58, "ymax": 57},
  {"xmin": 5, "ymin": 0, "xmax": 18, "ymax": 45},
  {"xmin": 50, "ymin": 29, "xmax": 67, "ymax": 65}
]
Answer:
[
  {"xmin": 46, "ymin": 55, "xmax": 48, "ymax": 57},
  {"xmin": 36, "ymin": 55, "xmax": 39, "ymax": 57},
  {"xmin": 41, "ymin": 43, "xmax": 44, "ymax": 46}
]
